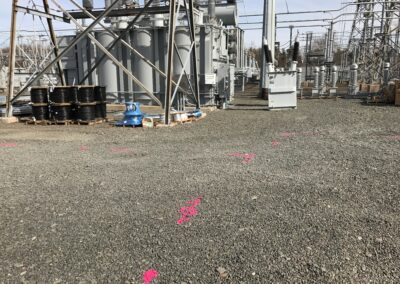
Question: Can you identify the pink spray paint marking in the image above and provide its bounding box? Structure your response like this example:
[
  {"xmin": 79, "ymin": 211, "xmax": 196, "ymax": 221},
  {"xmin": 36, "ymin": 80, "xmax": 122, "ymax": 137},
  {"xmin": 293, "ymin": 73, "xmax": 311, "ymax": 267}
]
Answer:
[
  {"xmin": 177, "ymin": 197, "xmax": 202, "ymax": 225},
  {"xmin": 79, "ymin": 146, "xmax": 89, "ymax": 152},
  {"xmin": 143, "ymin": 269, "xmax": 158, "ymax": 284},
  {"xmin": 280, "ymin": 132, "xmax": 297, "ymax": 138},
  {"xmin": 228, "ymin": 153, "xmax": 256, "ymax": 164},
  {"xmin": 110, "ymin": 147, "xmax": 131, "ymax": 154},
  {"xmin": 0, "ymin": 143, "xmax": 17, "ymax": 148},
  {"xmin": 387, "ymin": 135, "xmax": 400, "ymax": 141},
  {"xmin": 272, "ymin": 140, "xmax": 281, "ymax": 147},
  {"xmin": 302, "ymin": 131, "xmax": 319, "ymax": 137}
]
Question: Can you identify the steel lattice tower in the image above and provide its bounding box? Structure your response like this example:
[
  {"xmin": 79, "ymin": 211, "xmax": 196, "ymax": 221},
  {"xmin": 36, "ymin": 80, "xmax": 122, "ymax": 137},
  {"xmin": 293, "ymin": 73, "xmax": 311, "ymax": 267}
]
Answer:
[{"xmin": 348, "ymin": 0, "xmax": 400, "ymax": 83}]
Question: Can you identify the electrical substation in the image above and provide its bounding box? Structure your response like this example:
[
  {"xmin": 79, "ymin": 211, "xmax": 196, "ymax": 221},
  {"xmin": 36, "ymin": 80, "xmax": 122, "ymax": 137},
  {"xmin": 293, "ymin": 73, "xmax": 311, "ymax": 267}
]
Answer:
[{"xmin": 0, "ymin": 1, "xmax": 399, "ymax": 283}]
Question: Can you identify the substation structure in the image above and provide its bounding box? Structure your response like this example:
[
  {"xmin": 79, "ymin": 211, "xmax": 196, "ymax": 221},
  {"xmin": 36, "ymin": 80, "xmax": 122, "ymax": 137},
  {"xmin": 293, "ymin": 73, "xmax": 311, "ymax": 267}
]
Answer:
[
  {"xmin": 240, "ymin": 0, "xmax": 400, "ymax": 103},
  {"xmin": 302, "ymin": 0, "xmax": 400, "ymax": 99},
  {"xmin": 296, "ymin": 0, "xmax": 400, "ymax": 99},
  {"xmin": 3, "ymin": 0, "xmax": 260, "ymax": 122}
]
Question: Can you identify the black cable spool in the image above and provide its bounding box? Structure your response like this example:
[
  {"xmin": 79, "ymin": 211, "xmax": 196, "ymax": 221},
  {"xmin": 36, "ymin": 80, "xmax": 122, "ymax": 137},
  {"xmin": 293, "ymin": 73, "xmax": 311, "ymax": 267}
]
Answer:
[
  {"xmin": 69, "ymin": 86, "xmax": 79, "ymax": 103},
  {"xmin": 94, "ymin": 86, "xmax": 107, "ymax": 119},
  {"xmin": 77, "ymin": 103, "xmax": 96, "ymax": 121},
  {"xmin": 94, "ymin": 86, "xmax": 106, "ymax": 102},
  {"xmin": 70, "ymin": 86, "xmax": 79, "ymax": 120},
  {"xmin": 78, "ymin": 86, "xmax": 95, "ymax": 103},
  {"xmin": 30, "ymin": 87, "xmax": 48, "ymax": 104},
  {"xmin": 32, "ymin": 104, "xmax": 49, "ymax": 120},
  {"xmin": 71, "ymin": 104, "xmax": 78, "ymax": 121},
  {"xmin": 94, "ymin": 102, "xmax": 103, "ymax": 119},
  {"xmin": 51, "ymin": 104, "xmax": 72, "ymax": 121},
  {"xmin": 101, "ymin": 102, "xmax": 107, "ymax": 119},
  {"xmin": 50, "ymin": 87, "xmax": 71, "ymax": 103}
]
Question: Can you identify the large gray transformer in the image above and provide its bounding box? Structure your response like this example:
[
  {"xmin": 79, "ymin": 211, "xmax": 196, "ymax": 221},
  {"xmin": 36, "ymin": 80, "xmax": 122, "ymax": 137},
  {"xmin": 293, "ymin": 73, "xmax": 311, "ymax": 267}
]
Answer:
[{"xmin": 59, "ymin": 0, "xmax": 245, "ymax": 107}]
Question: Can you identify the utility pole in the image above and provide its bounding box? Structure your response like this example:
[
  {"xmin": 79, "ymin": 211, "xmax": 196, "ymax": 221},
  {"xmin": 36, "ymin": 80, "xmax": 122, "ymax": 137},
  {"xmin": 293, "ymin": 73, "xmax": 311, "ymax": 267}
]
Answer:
[{"xmin": 5, "ymin": 0, "xmax": 18, "ymax": 118}]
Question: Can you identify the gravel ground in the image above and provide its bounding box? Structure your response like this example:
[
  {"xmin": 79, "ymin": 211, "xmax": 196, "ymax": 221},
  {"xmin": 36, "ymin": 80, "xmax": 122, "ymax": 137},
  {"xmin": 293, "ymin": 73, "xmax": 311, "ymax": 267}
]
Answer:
[{"xmin": 0, "ymin": 92, "xmax": 399, "ymax": 283}]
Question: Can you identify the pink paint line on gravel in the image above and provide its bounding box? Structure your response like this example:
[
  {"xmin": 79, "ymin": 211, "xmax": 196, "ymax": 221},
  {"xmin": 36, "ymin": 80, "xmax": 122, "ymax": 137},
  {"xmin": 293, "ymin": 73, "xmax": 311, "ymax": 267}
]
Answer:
[
  {"xmin": 143, "ymin": 269, "xmax": 158, "ymax": 284},
  {"xmin": 280, "ymin": 131, "xmax": 320, "ymax": 138},
  {"xmin": 79, "ymin": 146, "xmax": 89, "ymax": 152},
  {"xmin": 387, "ymin": 135, "xmax": 400, "ymax": 141},
  {"xmin": 280, "ymin": 132, "xmax": 297, "ymax": 138},
  {"xmin": 302, "ymin": 131, "xmax": 319, "ymax": 137},
  {"xmin": 272, "ymin": 140, "xmax": 281, "ymax": 147},
  {"xmin": 177, "ymin": 197, "xmax": 202, "ymax": 225},
  {"xmin": 0, "ymin": 143, "xmax": 17, "ymax": 148},
  {"xmin": 110, "ymin": 147, "xmax": 131, "ymax": 153},
  {"xmin": 228, "ymin": 153, "xmax": 256, "ymax": 164}
]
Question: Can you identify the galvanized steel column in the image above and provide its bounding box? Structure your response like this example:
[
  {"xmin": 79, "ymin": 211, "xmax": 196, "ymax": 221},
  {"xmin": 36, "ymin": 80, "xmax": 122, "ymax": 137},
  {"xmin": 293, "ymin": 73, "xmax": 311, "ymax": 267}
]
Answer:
[
  {"xmin": 164, "ymin": 0, "xmax": 178, "ymax": 124},
  {"xmin": 188, "ymin": 0, "xmax": 201, "ymax": 108},
  {"xmin": 6, "ymin": 0, "xmax": 18, "ymax": 117},
  {"xmin": 43, "ymin": 0, "xmax": 65, "ymax": 86}
]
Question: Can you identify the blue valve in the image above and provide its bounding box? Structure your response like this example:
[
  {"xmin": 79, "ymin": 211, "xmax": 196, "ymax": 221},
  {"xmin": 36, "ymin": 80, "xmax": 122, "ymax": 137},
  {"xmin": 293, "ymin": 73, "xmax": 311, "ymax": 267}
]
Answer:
[{"xmin": 115, "ymin": 102, "xmax": 144, "ymax": 127}]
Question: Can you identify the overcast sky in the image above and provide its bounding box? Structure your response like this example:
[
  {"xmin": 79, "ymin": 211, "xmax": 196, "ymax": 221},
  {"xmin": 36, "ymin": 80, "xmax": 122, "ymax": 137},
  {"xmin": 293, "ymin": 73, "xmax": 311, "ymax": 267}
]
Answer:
[{"xmin": 0, "ymin": 0, "xmax": 353, "ymax": 48}]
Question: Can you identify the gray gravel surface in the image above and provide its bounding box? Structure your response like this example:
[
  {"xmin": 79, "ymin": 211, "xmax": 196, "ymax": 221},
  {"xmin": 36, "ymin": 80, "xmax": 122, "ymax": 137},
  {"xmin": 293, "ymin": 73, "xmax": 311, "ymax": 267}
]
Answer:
[{"xmin": 0, "ymin": 96, "xmax": 399, "ymax": 283}]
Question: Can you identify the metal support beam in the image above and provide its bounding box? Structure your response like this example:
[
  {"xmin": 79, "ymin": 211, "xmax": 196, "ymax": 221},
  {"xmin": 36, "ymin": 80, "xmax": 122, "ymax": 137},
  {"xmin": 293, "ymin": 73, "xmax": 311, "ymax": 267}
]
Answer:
[
  {"xmin": 79, "ymin": 0, "xmax": 155, "ymax": 84},
  {"xmin": 174, "ymin": 43, "xmax": 196, "ymax": 99},
  {"xmin": 43, "ymin": 0, "xmax": 66, "ymax": 86},
  {"xmin": 6, "ymin": 0, "xmax": 18, "ymax": 117},
  {"xmin": 52, "ymin": 0, "xmax": 162, "ymax": 106},
  {"xmin": 187, "ymin": 0, "xmax": 201, "ymax": 109},
  {"xmin": 260, "ymin": 0, "xmax": 275, "ymax": 95},
  {"xmin": 15, "ymin": 6, "xmax": 70, "ymax": 23},
  {"xmin": 11, "ymin": 0, "xmax": 121, "ymax": 103},
  {"xmin": 260, "ymin": 0, "xmax": 268, "ymax": 94},
  {"xmin": 68, "ymin": 0, "xmax": 185, "ymax": 95},
  {"xmin": 171, "ymin": 41, "xmax": 195, "ymax": 105},
  {"xmin": 68, "ymin": 5, "xmax": 186, "ymax": 19},
  {"xmin": 347, "ymin": 0, "xmax": 400, "ymax": 84},
  {"xmin": 165, "ymin": 0, "xmax": 178, "ymax": 124}
]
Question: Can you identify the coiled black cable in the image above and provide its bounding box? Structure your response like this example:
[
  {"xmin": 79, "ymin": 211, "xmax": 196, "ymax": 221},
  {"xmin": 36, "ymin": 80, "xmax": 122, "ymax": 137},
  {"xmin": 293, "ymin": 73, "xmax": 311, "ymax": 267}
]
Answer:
[
  {"xmin": 94, "ymin": 86, "xmax": 106, "ymax": 102},
  {"xmin": 69, "ymin": 86, "xmax": 79, "ymax": 103},
  {"xmin": 78, "ymin": 86, "xmax": 95, "ymax": 103},
  {"xmin": 51, "ymin": 105, "xmax": 72, "ymax": 121},
  {"xmin": 31, "ymin": 87, "xmax": 48, "ymax": 103},
  {"xmin": 101, "ymin": 103, "xmax": 107, "ymax": 119},
  {"xmin": 71, "ymin": 104, "xmax": 78, "ymax": 121},
  {"xmin": 77, "ymin": 104, "xmax": 96, "ymax": 121},
  {"xmin": 70, "ymin": 87, "xmax": 79, "ymax": 120},
  {"xmin": 32, "ymin": 105, "xmax": 49, "ymax": 120},
  {"xmin": 94, "ymin": 86, "xmax": 107, "ymax": 119},
  {"xmin": 95, "ymin": 103, "xmax": 103, "ymax": 119},
  {"xmin": 50, "ymin": 87, "xmax": 71, "ymax": 103}
]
